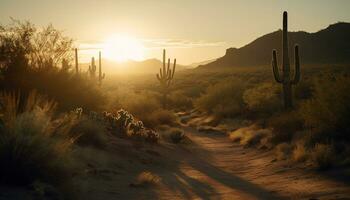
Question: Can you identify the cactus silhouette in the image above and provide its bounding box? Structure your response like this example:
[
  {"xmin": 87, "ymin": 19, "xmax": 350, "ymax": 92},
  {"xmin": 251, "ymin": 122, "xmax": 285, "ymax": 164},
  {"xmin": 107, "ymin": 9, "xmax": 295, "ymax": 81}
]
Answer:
[
  {"xmin": 156, "ymin": 49, "xmax": 176, "ymax": 108},
  {"xmin": 272, "ymin": 11, "xmax": 301, "ymax": 109},
  {"xmin": 98, "ymin": 51, "xmax": 105, "ymax": 86},
  {"xmin": 74, "ymin": 48, "xmax": 79, "ymax": 74},
  {"xmin": 88, "ymin": 57, "xmax": 97, "ymax": 78}
]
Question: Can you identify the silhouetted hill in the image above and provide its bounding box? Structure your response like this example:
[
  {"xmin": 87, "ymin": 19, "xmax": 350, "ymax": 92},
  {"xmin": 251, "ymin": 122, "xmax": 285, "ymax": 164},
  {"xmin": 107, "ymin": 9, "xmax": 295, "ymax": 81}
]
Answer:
[{"xmin": 198, "ymin": 22, "xmax": 350, "ymax": 69}]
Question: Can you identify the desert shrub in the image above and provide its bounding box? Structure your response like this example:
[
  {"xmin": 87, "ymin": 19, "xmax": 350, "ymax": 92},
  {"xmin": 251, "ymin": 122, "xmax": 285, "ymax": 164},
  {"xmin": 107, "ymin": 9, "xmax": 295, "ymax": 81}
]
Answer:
[
  {"xmin": 72, "ymin": 118, "xmax": 108, "ymax": 149},
  {"xmin": 168, "ymin": 91, "xmax": 193, "ymax": 110},
  {"xmin": 0, "ymin": 92, "xmax": 76, "ymax": 188},
  {"xmin": 243, "ymin": 82, "xmax": 280, "ymax": 116},
  {"xmin": 169, "ymin": 128, "xmax": 185, "ymax": 143},
  {"xmin": 130, "ymin": 171, "xmax": 161, "ymax": 187},
  {"xmin": 195, "ymin": 78, "xmax": 247, "ymax": 118},
  {"xmin": 299, "ymin": 74, "xmax": 350, "ymax": 141},
  {"xmin": 0, "ymin": 20, "xmax": 105, "ymax": 111},
  {"xmin": 275, "ymin": 143, "xmax": 292, "ymax": 160},
  {"xmin": 229, "ymin": 125, "xmax": 271, "ymax": 147},
  {"xmin": 292, "ymin": 142, "xmax": 308, "ymax": 162},
  {"xmin": 311, "ymin": 143, "xmax": 334, "ymax": 170},
  {"xmin": 111, "ymin": 90, "xmax": 176, "ymax": 128},
  {"xmin": 267, "ymin": 111, "xmax": 303, "ymax": 144}
]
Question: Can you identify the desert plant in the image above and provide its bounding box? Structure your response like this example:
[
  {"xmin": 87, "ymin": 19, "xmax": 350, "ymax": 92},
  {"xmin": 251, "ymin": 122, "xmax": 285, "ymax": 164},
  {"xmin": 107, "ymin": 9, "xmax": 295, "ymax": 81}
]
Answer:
[
  {"xmin": 311, "ymin": 143, "xmax": 334, "ymax": 170},
  {"xmin": 98, "ymin": 51, "xmax": 105, "ymax": 86},
  {"xmin": 130, "ymin": 171, "xmax": 161, "ymax": 187},
  {"xmin": 156, "ymin": 49, "xmax": 176, "ymax": 108},
  {"xmin": 299, "ymin": 74, "xmax": 350, "ymax": 140},
  {"xmin": 74, "ymin": 48, "xmax": 79, "ymax": 74},
  {"xmin": 88, "ymin": 57, "xmax": 97, "ymax": 79},
  {"xmin": 272, "ymin": 11, "xmax": 301, "ymax": 109},
  {"xmin": 0, "ymin": 91, "xmax": 76, "ymax": 189},
  {"xmin": 195, "ymin": 78, "xmax": 247, "ymax": 118}
]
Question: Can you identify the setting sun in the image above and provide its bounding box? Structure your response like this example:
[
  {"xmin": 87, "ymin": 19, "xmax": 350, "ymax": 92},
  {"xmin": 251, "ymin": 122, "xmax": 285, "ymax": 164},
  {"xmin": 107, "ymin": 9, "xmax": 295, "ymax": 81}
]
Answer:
[{"xmin": 103, "ymin": 34, "xmax": 144, "ymax": 62}]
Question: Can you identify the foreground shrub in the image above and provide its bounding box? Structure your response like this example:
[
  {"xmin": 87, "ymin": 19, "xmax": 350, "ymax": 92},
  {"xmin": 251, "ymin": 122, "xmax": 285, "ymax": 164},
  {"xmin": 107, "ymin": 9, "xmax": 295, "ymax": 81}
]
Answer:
[
  {"xmin": 229, "ymin": 125, "xmax": 272, "ymax": 147},
  {"xmin": 0, "ymin": 92, "xmax": 76, "ymax": 188},
  {"xmin": 0, "ymin": 20, "xmax": 105, "ymax": 111},
  {"xmin": 130, "ymin": 171, "xmax": 161, "ymax": 187},
  {"xmin": 300, "ymin": 75, "xmax": 350, "ymax": 141},
  {"xmin": 267, "ymin": 111, "xmax": 303, "ymax": 144},
  {"xmin": 311, "ymin": 143, "xmax": 334, "ymax": 170},
  {"xmin": 292, "ymin": 142, "xmax": 308, "ymax": 162},
  {"xmin": 195, "ymin": 78, "xmax": 247, "ymax": 118},
  {"xmin": 72, "ymin": 117, "xmax": 108, "ymax": 149},
  {"xmin": 275, "ymin": 143, "xmax": 292, "ymax": 160}
]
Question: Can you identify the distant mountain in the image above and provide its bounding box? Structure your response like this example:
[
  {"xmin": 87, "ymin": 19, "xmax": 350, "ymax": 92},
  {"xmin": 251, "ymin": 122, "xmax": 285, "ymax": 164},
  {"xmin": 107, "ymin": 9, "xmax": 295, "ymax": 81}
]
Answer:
[
  {"xmin": 188, "ymin": 59, "xmax": 216, "ymax": 68},
  {"xmin": 198, "ymin": 22, "xmax": 350, "ymax": 69},
  {"xmin": 81, "ymin": 59, "xmax": 188, "ymax": 74}
]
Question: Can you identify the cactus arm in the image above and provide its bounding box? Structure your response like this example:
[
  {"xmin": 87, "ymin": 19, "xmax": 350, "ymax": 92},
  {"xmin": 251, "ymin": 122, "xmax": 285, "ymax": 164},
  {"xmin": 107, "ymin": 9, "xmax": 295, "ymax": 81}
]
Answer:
[
  {"xmin": 291, "ymin": 45, "xmax": 300, "ymax": 84},
  {"xmin": 162, "ymin": 49, "xmax": 166, "ymax": 77},
  {"xmin": 272, "ymin": 50, "xmax": 283, "ymax": 83},
  {"xmin": 172, "ymin": 59, "xmax": 176, "ymax": 78},
  {"xmin": 156, "ymin": 74, "xmax": 161, "ymax": 81}
]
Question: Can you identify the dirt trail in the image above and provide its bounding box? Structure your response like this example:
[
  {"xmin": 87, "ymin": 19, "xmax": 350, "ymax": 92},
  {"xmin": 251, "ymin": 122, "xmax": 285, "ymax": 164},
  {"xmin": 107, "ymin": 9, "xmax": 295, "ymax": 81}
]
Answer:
[{"xmin": 78, "ymin": 122, "xmax": 350, "ymax": 200}]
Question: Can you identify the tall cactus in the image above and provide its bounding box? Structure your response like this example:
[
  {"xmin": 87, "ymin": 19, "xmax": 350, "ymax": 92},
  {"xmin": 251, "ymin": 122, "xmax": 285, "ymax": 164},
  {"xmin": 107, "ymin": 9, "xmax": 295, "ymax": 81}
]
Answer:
[
  {"xmin": 272, "ymin": 11, "xmax": 301, "ymax": 109},
  {"xmin": 156, "ymin": 49, "xmax": 176, "ymax": 108},
  {"xmin": 74, "ymin": 48, "xmax": 79, "ymax": 74},
  {"xmin": 88, "ymin": 57, "xmax": 96, "ymax": 78},
  {"xmin": 98, "ymin": 51, "xmax": 105, "ymax": 86}
]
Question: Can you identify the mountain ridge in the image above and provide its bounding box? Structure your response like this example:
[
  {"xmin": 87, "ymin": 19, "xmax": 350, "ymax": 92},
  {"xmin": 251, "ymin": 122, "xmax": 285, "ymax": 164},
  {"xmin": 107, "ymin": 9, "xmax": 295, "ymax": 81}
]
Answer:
[{"xmin": 197, "ymin": 22, "xmax": 350, "ymax": 70}]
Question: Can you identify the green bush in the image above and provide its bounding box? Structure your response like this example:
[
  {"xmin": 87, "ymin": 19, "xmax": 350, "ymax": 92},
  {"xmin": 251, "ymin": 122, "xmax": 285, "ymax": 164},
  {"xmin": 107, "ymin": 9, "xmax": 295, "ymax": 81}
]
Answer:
[
  {"xmin": 195, "ymin": 78, "xmax": 247, "ymax": 118},
  {"xmin": 267, "ymin": 111, "xmax": 303, "ymax": 144},
  {"xmin": 299, "ymin": 75, "xmax": 350, "ymax": 141},
  {"xmin": 243, "ymin": 82, "xmax": 280, "ymax": 115}
]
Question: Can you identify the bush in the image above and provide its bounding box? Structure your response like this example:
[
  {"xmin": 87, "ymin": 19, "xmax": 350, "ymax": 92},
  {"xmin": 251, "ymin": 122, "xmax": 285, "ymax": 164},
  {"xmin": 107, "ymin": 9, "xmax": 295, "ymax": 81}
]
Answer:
[
  {"xmin": 311, "ymin": 143, "xmax": 334, "ymax": 170},
  {"xmin": 267, "ymin": 111, "xmax": 303, "ymax": 144},
  {"xmin": 130, "ymin": 171, "xmax": 161, "ymax": 187},
  {"xmin": 229, "ymin": 125, "xmax": 271, "ymax": 147},
  {"xmin": 275, "ymin": 143, "xmax": 292, "ymax": 160},
  {"xmin": 0, "ymin": 92, "xmax": 76, "ymax": 188},
  {"xmin": 299, "ymin": 75, "xmax": 350, "ymax": 141},
  {"xmin": 0, "ymin": 20, "xmax": 105, "ymax": 111},
  {"xmin": 72, "ymin": 118, "xmax": 108, "ymax": 149},
  {"xmin": 243, "ymin": 82, "xmax": 280, "ymax": 115},
  {"xmin": 111, "ymin": 90, "xmax": 177, "ymax": 128},
  {"xmin": 195, "ymin": 78, "xmax": 247, "ymax": 118},
  {"xmin": 292, "ymin": 142, "xmax": 308, "ymax": 162}
]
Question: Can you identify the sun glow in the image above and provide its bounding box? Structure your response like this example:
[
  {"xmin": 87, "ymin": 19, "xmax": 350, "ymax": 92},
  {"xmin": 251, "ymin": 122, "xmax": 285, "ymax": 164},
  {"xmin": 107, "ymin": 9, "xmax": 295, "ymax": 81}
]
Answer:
[{"xmin": 103, "ymin": 34, "xmax": 145, "ymax": 62}]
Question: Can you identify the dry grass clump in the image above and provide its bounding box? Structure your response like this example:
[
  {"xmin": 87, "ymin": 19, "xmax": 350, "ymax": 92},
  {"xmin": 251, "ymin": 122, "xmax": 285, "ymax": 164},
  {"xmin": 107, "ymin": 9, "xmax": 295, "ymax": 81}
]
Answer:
[
  {"xmin": 0, "ymin": 92, "xmax": 76, "ymax": 189},
  {"xmin": 72, "ymin": 117, "xmax": 108, "ymax": 149},
  {"xmin": 130, "ymin": 171, "xmax": 161, "ymax": 187},
  {"xmin": 275, "ymin": 143, "xmax": 292, "ymax": 160},
  {"xmin": 160, "ymin": 127, "xmax": 186, "ymax": 144},
  {"xmin": 311, "ymin": 143, "xmax": 334, "ymax": 170},
  {"xmin": 292, "ymin": 142, "xmax": 308, "ymax": 162},
  {"xmin": 229, "ymin": 125, "xmax": 272, "ymax": 147}
]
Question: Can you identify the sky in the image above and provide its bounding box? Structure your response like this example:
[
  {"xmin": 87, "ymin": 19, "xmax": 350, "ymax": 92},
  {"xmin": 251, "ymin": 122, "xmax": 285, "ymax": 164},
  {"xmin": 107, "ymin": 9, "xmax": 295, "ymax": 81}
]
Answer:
[{"xmin": 0, "ymin": 0, "xmax": 350, "ymax": 65}]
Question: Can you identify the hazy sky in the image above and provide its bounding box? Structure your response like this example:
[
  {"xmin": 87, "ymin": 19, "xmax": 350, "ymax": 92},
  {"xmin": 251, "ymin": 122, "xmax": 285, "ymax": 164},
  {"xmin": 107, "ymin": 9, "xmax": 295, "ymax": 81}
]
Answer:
[{"xmin": 1, "ymin": 0, "xmax": 349, "ymax": 64}]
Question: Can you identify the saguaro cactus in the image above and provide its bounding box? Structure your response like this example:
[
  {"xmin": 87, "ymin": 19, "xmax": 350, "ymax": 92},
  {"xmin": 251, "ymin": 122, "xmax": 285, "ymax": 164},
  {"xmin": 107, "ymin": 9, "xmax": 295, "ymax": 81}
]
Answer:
[
  {"xmin": 88, "ymin": 57, "xmax": 97, "ymax": 78},
  {"xmin": 156, "ymin": 49, "xmax": 176, "ymax": 108},
  {"xmin": 74, "ymin": 48, "xmax": 79, "ymax": 74},
  {"xmin": 272, "ymin": 11, "xmax": 301, "ymax": 109},
  {"xmin": 98, "ymin": 51, "xmax": 105, "ymax": 86}
]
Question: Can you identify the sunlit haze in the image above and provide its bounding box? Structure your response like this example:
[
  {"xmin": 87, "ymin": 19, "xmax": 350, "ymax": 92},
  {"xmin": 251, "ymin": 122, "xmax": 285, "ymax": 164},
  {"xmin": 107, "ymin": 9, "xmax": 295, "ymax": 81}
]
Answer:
[{"xmin": 0, "ymin": 0, "xmax": 349, "ymax": 64}]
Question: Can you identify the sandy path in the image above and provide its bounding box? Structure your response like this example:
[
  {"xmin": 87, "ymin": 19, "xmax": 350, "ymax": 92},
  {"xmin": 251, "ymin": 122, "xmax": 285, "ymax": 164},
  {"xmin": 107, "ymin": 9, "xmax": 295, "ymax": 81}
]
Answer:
[
  {"xmin": 150, "ymin": 126, "xmax": 350, "ymax": 200},
  {"xmin": 78, "ymin": 124, "xmax": 350, "ymax": 200}
]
